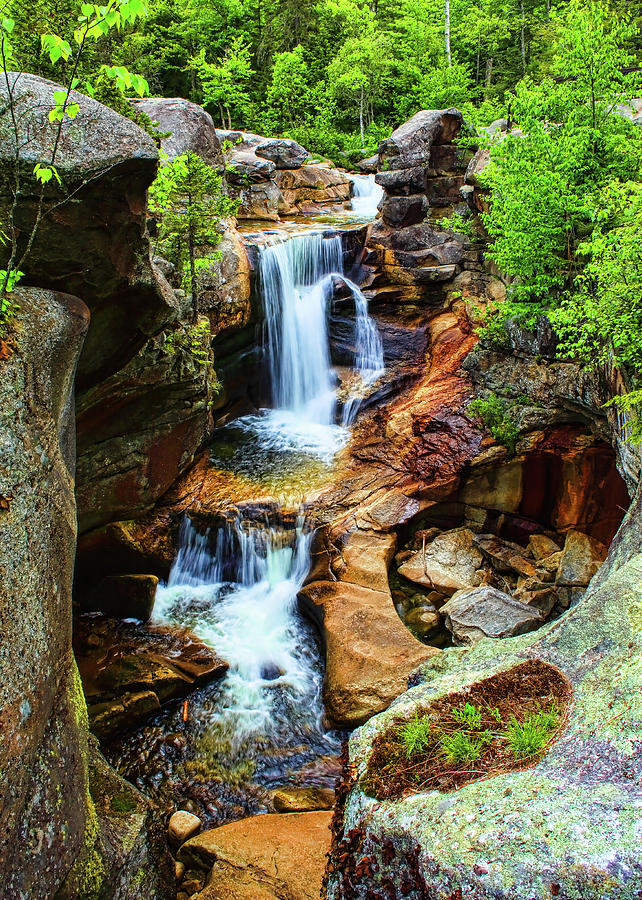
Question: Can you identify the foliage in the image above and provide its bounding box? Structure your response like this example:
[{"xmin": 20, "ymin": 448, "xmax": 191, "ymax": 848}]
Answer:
[
  {"xmin": 482, "ymin": 0, "xmax": 642, "ymax": 302},
  {"xmin": 192, "ymin": 38, "xmax": 254, "ymax": 130},
  {"xmin": 89, "ymin": 68, "xmax": 165, "ymax": 143},
  {"xmin": 148, "ymin": 151, "xmax": 238, "ymax": 314},
  {"xmin": 438, "ymin": 210, "xmax": 475, "ymax": 240},
  {"xmin": 467, "ymin": 393, "xmax": 523, "ymax": 455},
  {"xmin": 1, "ymin": 0, "xmax": 150, "ymax": 311},
  {"xmin": 452, "ymin": 701, "xmax": 483, "ymax": 729},
  {"xmin": 504, "ymin": 703, "xmax": 558, "ymax": 758},
  {"xmin": 163, "ymin": 318, "xmax": 215, "ymax": 369}
]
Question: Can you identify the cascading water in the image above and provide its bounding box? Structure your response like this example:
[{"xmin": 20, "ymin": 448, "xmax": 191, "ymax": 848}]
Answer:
[
  {"xmin": 233, "ymin": 229, "xmax": 384, "ymax": 457},
  {"xmin": 107, "ymin": 516, "xmax": 340, "ymax": 824},
  {"xmin": 349, "ymin": 173, "xmax": 384, "ymax": 218},
  {"xmin": 156, "ymin": 517, "xmax": 333, "ymax": 744},
  {"xmin": 262, "ymin": 232, "xmax": 343, "ymax": 426},
  {"xmin": 340, "ymin": 278, "xmax": 385, "ymax": 426}
]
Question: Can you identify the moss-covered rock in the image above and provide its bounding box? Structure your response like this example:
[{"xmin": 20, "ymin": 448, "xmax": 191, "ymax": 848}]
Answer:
[{"xmin": 327, "ymin": 483, "xmax": 642, "ymax": 899}]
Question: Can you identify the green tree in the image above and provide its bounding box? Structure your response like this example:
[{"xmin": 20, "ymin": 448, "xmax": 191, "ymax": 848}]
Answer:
[
  {"xmin": 192, "ymin": 37, "xmax": 254, "ymax": 129},
  {"xmin": 148, "ymin": 151, "xmax": 238, "ymax": 317},
  {"xmin": 265, "ymin": 45, "xmax": 314, "ymax": 130},
  {"xmin": 482, "ymin": 0, "xmax": 642, "ymax": 304},
  {"xmin": 326, "ymin": 31, "xmax": 394, "ymax": 144}
]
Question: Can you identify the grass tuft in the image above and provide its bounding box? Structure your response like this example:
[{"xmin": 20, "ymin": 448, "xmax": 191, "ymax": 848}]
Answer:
[
  {"xmin": 399, "ymin": 713, "xmax": 433, "ymax": 758},
  {"xmin": 505, "ymin": 703, "xmax": 559, "ymax": 759}
]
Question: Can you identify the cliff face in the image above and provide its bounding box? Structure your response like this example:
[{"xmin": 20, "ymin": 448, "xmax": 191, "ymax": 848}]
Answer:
[
  {"xmin": 0, "ymin": 75, "xmax": 212, "ymax": 895},
  {"xmin": 0, "ymin": 288, "xmax": 90, "ymax": 897}
]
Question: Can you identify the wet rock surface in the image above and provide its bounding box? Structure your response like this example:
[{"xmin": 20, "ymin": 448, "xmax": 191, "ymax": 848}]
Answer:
[{"xmin": 74, "ymin": 616, "xmax": 228, "ymax": 739}]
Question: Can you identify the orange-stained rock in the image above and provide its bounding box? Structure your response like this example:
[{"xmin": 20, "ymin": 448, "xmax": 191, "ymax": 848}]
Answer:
[
  {"xmin": 178, "ymin": 811, "xmax": 332, "ymax": 900},
  {"xmin": 299, "ymin": 580, "xmax": 436, "ymax": 727}
]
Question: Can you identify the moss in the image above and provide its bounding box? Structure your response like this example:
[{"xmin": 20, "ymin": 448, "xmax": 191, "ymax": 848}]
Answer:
[{"xmin": 110, "ymin": 793, "xmax": 139, "ymax": 814}]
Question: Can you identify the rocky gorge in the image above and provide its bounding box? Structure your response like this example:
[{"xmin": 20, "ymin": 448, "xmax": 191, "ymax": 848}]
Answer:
[{"xmin": 1, "ymin": 70, "xmax": 641, "ymax": 900}]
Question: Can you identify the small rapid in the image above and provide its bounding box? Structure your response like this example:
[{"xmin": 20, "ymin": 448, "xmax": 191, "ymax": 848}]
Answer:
[
  {"xmin": 156, "ymin": 517, "xmax": 333, "ymax": 745},
  {"xmin": 349, "ymin": 173, "xmax": 384, "ymax": 218}
]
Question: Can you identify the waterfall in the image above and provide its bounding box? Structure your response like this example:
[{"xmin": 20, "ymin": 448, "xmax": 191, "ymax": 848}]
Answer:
[
  {"xmin": 261, "ymin": 233, "xmax": 343, "ymax": 426},
  {"xmin": 340, "ymin": 278, "xmax": 385, "ymax": 426},
  {"xmin": 349, "ymin": 173, "xmax": 384, "ymax": 218},
  {"xmin": 154, "ymin": 517, "xmax": 334, "ymax": 744}
]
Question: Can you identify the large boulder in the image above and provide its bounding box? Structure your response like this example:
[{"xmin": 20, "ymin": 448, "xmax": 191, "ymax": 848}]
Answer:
[
  {"xmin": 255, "ymin": 137, "xmax": 309, "ymax": 169},
  {"xmin": 440, "ymin": 585, "xmax": 544, "ymax": 644},
  {"xmin": 377, "ymin": 108, "xmax": 464, "ymax": 171},
  {"xmin": 556, "ymin": 529, "xmax": 607, "ymax": 587},
  {"xmin": 131, "ymin": 96, "xmax": 222, "ymax": 165},
  {"xmin": 299, "ymin": 577, "xmax": 436, "ymax": 728},
  {"xmin": 178, "ymin": 811, "xmax": 332, "ymax": 900},
  {"xmin": 0, "ymin": 289, "xmax": 171, "ymax": 898},
  {"xmin": 275, "ymin": 164, "xmax": 352, "ymax": 213},
  {"xmin": 325, "ymin": 483, "xmax": 642, "ymax": 900},
  {"xmin": 0, "ymin": 72, "xmax": 177, "ymax": 390},
  {"xmin": 397, "ymin": 527, "xmax": 483, "ymax": 595}
]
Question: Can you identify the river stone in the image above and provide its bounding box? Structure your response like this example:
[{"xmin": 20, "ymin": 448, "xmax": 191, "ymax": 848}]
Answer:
[
  {"xmin": 169, "ymin": 811, "xmax": 202, "ymax": 847},
  {"xmin": 441, "ymin": 586, "xmax": 544, "ymax": 645},
  {"xmin": 528, "ymin": 533, "xmax": 562, "ymax": 560},
  {"xmin": 403, "ymin": 606, "xmax": 442, "ymax": 639},
  {"xmin": 179, "ymin": 811, "xmax": 332, "ymax": 900},
  {"xmin": 272, "ymin": 786, "xmax": 335, "ymax": 813},
  {"xmin": 255, "ymin": 137, "xmax": 309, "ymax": 168},
  {"xmin": 131, "ymin": 97, "xmax": 223, "ymax": 165},
  {"xmin": 82, "ymin": 573, "xmax": 159, "ymax": 620},
  {"xmin": 556, "ymin": 529, "xmax": 607, "ymax": 586},
  {"xmin": 398, "ymin": 528, "xmax": 483, "ymax": 596}
]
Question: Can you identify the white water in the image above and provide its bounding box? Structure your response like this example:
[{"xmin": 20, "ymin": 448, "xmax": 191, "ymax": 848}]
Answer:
[
  {"xmin": 235, "ymin": 230, "xmax": 384, "ymax": 456},
  {"xmin": 349, "ymin": 173, "xmax": 384, "ymax": 218},
  {"xmin": 155, "ymin": 517, "xmax": 334, "ymax": 745}
]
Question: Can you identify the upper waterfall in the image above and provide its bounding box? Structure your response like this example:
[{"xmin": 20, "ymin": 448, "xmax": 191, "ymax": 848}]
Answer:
[
  {"xmin": 349, "ymin": 173, "xmax": 384, "ymax": 218},
  {"xmin": 260, "ymin": 232, "xmax": 343, "ymax": 427}
]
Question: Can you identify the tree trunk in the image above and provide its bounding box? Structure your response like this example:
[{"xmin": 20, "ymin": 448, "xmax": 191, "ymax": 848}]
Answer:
[
  {"xmin": 359, "ymin": 89, "xmax": 365, "ymax": 146},
  {"xmin": 219, "ymin": 104, "xmax": 225, "ymax": 128},
  {"xmin": 520, "ymin": 1, "xmax": 527, "ymax": 74},
  {"xmin": 484, "ymin": 56, "xmax": 493, "ymax": 101},
  {"xmin": 445, "ymin": 0, "xmax": 452, "ymax": 67}
]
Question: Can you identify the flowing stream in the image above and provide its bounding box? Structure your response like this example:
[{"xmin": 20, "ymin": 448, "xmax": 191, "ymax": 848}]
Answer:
[
  {"xmin": 349, "ymin": 173, "xmax": 384, "ymax": 218},
  {"xmin": 108, "ymin": 215, "xmax": 383, "ymax": 824}
]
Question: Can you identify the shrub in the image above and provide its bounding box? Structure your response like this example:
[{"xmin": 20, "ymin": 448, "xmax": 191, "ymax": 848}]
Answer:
[
  {"xmin": 438, "ymin": 730, "xmax": 491, "ymax": 764},
  {"xmin": 467, "ymin": 393, "xmax": 521, "ymax": 455}
]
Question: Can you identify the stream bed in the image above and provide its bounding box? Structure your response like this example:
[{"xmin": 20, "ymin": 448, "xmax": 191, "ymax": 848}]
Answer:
[{"xmin": 105, "ymin": 189, "xmax": 384, "ymax": 826}]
